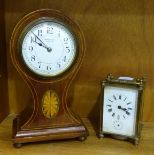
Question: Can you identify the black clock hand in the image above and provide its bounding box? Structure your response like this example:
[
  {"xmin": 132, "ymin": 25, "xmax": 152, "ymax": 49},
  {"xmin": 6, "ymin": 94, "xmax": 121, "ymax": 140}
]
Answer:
[
  {"xmin": 33, "ymin": 38, "xmax": 46, "ymax": 48},
  {"xmin": 31, "ymin": 31, "xmax": 52, "ymax": 52},
  {"xmin": 118, "ymin": 106, "xmax": 130, "ymax": 115},
  {"xmin": 118, "ymin": 106, "xmax": 126, "ymax": 111}
]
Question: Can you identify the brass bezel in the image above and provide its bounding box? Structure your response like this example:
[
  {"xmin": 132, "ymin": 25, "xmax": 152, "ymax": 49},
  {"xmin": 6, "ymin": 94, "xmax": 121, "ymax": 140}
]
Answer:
[{"xmin": 99, "ymin": 74, "xmax": 145, "ymax": 145}]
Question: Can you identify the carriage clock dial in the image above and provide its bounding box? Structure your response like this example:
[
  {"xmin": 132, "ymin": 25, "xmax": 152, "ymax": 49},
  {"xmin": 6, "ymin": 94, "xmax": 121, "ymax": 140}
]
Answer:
[
  {"xmin": 10, "ymin": 9, "xmax": 88, "ymax": 147},
  {"xmin": 107, "ymin": 94, "xmax": 133, "ymax": 120},
  {"xmin": 103, "ymin": 86, "xmax": 138, "ymax": 136}
]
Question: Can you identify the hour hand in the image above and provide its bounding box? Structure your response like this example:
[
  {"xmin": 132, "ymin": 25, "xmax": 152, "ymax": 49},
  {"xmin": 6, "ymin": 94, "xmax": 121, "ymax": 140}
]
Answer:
[
  {"xmin": 118, "ymin": 106, "xmax": 130, "ymax": 115},
  {"xmin": 31, "ymin": 31, "xmax": 52, "ymax": 52},
  {"xmin": 118, "ymin": 105, "xmax": 126, "ymax": 111},
  {"xmin": 35, "ymin": 40, "xmax": 48, "ymax": 49}
]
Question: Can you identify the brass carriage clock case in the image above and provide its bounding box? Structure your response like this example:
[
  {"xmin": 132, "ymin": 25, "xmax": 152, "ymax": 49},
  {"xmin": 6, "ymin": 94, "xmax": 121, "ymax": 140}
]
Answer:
[{"xmin": 99, "ymin": 74, "xmax": 145, "ymax": 145}]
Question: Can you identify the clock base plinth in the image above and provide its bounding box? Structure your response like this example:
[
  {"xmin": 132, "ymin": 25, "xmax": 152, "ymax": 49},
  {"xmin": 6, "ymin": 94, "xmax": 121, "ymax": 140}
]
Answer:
[
  {"xmin": 111, "ymin": 135, "xmax": 128, "ymax": 140},
  {"xmin": 12, "ymin": 117, "xmax": 88, "ymax": 146}
]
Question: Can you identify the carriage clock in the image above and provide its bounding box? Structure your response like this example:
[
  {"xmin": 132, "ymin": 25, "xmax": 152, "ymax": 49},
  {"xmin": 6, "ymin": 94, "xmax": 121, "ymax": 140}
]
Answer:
[
  {"xmin": 99, "ymin": 74, "xmax": 145, "ymax": 144},
  {"xmin": 10, "ymin": 9, "xmax": 88, "ymax": 147}
]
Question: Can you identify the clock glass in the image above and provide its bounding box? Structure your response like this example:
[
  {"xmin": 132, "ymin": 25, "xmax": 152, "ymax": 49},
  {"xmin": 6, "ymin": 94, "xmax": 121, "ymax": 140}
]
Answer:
[
  {"xmin": 20, "ymin": 19, "xmax": 76, "ymax": 77},
  {"xmin": 102, "ymin": 86, "xmax": 138, "ymax": 137}
]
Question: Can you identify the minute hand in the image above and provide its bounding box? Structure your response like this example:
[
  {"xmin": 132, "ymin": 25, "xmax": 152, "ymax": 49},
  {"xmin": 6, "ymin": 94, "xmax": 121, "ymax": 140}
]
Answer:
[{"xmin": 31, "ymin": 31, "xmax": 52, "ymax": 52}]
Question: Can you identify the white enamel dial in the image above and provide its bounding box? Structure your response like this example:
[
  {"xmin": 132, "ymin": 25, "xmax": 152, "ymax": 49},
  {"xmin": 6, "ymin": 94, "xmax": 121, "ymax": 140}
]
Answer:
[
  {"xmin": 102, "ymin": 86, "xmax": 138, "ymax": 137},
  {"xmin": 21, "ymin": 20, "xmax": 76, "ymax": 77}
]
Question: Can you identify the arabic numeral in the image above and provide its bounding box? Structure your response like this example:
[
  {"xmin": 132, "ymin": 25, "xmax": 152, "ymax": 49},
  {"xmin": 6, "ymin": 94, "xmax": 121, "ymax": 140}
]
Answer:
[
  {"xmin": 47, "ymin": 27, "xmax": 53, "ymax": 34},
  {"xmin": 31, "ymin": 36, "xmax": 36, "ymax": 43},
  {"xmin": 57, "ymin": 63, "xmax": 61, "ymax": 68},
  {"xmin": 47, "ymin": 66, "xmax": 52, "ymax": 70},
  {"xmin": 64, "ymin": 38, "xmax": 69, "ymax": 44},
  {"xmin": 29, "ymin": 46, "xmax": 33, "ymax": 51},
  {"xmin": 66, "ymin": 47, "xmax": 70, "ymax": 53},
  {"xmin": 38, "ymin": 29, "xmax": 42, "ymax": 36},
  {"xmin": 31, "ymin": 55, "xmax": 35, "ymax": 61},
  {"xmin": 38, "ymin": 62, "xmax": 41, "ymax": 68},
  {"xmin": 63, "ymin": 56, "xmax": 67, "ymax": 62},
  {"xmin": 64, "ymin": 38, "xmax": 68, "ymax": 41}
]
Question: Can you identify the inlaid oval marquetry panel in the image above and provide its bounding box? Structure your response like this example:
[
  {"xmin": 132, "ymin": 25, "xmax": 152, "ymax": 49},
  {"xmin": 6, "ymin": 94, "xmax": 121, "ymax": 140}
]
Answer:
[{"xmin": 42, "ymin": 90, "xmax": 60, "ymax": 119}]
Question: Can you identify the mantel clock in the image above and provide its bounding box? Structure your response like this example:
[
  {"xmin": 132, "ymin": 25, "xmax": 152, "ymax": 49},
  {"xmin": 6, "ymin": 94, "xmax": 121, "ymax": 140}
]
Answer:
[{"xmin": 10, "ymin": 9, "xmax": 88, "ymax": 147}]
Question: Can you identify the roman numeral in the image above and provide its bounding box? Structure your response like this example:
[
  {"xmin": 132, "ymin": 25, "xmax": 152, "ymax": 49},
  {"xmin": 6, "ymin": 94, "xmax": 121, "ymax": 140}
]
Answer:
[
  {"xmin": 108, "ymin": 108, "xmax": 112, "ymax": 112},
  {"xmin": 106, "ymin": 105, "xmax": 111, "ymax": 107},
  {"xmin": 113, "ymin": 95, "xmax": 117, "ymax": 100},
  {"xmin": 124, "ymin": 97, "xmax": 127, "ymax": 101},
  {"xmin": 112, "ymin": 113, "xmax": 115, "ymax": 117},
  {"xmin": 108, "ymin": 99, "xmax": 113, "ymax": 102},
  {"xmin": 126, "ymin": 111, "xmax": 130, "ymax": 115}
]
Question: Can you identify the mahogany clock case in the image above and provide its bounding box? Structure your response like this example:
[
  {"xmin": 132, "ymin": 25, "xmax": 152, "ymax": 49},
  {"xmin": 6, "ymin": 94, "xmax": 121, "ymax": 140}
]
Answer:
[{"xmin": 10, "ymin": 9, "xmax": 88, "ymax": 146}]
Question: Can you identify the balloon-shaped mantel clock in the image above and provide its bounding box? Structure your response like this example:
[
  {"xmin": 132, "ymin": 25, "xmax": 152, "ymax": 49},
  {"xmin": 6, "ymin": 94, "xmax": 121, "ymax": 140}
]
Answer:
[{"xmin": 10, "ymin": 9, "xmax": 88, "ymax": 147}]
